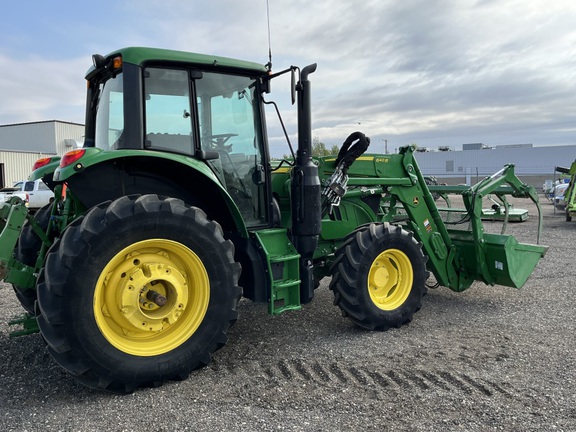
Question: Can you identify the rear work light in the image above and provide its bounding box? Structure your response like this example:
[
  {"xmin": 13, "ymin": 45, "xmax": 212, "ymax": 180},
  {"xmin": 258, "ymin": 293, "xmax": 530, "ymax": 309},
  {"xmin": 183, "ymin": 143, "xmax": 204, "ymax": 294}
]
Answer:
[{"xmin": 60, "ymin": 149, "xmax": 86, "ymax": 168}]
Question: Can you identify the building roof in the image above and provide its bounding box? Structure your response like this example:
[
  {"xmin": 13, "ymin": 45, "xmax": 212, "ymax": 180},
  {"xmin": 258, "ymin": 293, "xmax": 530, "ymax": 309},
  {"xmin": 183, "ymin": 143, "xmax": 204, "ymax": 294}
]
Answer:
[
  {"xmin": 0, "ymin": 120, "xmax": 84, "ymax": 129},
  {"xmin": 0, "ymin": 120, "xmax": 84, "ymax": 154}
]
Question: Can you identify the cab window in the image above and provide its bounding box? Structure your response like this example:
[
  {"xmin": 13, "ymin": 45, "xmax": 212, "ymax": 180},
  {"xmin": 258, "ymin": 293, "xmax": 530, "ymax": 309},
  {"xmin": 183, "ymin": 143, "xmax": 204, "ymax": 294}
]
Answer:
[
  {"xmin": 94, "ymin": 74, "xmax": 124, "ymax": 150},
  {"xmin": 144, "ymin": 68, "xmax": 193, "ymax": 154}
]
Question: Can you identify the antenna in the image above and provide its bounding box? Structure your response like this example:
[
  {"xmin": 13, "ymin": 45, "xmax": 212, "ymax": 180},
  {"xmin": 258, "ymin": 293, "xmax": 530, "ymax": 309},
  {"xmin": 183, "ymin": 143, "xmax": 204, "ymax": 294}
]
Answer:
[{"xmin": 266, "ymin": 0, "xmax": 272, "ymax": 70}]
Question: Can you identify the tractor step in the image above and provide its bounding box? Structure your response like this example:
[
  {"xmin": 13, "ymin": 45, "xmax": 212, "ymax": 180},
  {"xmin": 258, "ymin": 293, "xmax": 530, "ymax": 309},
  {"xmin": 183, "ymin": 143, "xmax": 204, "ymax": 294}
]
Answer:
[{"xmin": 253, "ymin": 228, "xmax": 301, "ymax": 315}]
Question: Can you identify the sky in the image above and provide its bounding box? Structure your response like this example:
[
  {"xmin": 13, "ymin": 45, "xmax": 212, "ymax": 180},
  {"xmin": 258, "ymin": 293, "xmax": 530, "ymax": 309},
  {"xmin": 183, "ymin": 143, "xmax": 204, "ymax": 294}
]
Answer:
[{"xmin": 0, "ymin": 0, "xmax": 575, "ymax": 156}]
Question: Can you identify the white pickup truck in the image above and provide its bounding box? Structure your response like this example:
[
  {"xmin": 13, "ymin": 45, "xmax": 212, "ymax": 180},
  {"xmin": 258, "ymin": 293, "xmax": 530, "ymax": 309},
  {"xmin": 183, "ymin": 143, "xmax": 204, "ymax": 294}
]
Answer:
[{"xmin": 0, "ymin": 179, "xmax": 54, "ymax": 210}]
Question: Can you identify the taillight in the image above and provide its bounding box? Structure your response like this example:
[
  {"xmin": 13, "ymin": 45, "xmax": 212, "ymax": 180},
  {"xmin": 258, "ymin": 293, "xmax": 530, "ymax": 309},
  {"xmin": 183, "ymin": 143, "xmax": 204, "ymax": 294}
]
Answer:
[
  {"xmin": 60, "ymin": 149, "xmax": 86, "ymax": 168},
  {"xmin": 33, "ymin": 157, "xmax": 53, "ymax": 171}
]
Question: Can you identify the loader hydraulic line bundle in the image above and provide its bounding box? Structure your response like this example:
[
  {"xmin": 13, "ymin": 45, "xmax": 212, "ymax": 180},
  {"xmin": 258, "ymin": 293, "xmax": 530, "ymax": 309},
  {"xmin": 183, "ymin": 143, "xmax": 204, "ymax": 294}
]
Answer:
[{"xmin": 0, "ymin": 47, "xmax": 547, "ymax": 393}]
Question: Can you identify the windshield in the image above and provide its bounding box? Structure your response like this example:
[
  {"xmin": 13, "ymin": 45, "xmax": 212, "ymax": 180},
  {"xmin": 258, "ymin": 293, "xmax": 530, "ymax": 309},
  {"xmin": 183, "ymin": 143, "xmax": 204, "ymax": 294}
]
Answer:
[{"xmin": 94, "ymin": 74, "xmax": 124, "ymax": 149}]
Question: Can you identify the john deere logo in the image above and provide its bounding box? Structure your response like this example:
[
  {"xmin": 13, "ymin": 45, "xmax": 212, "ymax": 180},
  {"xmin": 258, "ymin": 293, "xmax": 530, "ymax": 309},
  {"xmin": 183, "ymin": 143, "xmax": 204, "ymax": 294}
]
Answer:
[{"xmin": 413, "ymin": 197, "xmax": 419, "ymax": 205}]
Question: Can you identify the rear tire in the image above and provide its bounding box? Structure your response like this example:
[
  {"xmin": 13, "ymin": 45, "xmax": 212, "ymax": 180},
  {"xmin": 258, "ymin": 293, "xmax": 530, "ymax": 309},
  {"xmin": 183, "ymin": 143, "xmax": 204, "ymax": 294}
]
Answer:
[
  {"xmin": 12, "ymin": 203, "xmax": 53, "ymax": 313},
  {"xmin": 329, "ymin": 223, "xmax": 427, "ymax": 330},
  {"xmin": 37, "ymin": 195, "xmax": 241, "ymax": 393}
]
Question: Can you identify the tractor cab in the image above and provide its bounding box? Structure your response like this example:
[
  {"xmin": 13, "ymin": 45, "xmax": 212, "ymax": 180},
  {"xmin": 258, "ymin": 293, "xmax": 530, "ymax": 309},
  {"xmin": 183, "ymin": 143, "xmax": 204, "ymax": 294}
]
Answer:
[{"xmin": 86, "ymin": 48, "xmax": 271, "ymax": 227}]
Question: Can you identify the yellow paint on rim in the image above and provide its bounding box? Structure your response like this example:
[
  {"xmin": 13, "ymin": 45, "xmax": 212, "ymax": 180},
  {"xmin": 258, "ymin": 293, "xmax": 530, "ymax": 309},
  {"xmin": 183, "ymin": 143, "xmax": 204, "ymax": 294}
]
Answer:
[
  {"xmin": 367, "ymin": 248, "xmax": 413, "ymax": 310},
  {"xmin": 93, "ymin": 239, "xmax": 210, "ymax": 356}
]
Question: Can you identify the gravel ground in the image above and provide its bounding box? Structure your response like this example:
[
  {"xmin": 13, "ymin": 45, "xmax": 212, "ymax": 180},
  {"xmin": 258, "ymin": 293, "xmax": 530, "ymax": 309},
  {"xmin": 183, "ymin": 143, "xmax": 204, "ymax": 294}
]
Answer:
[{"xmin": 0, "ymin": 195, "xmax": 575, "ymax": 431}]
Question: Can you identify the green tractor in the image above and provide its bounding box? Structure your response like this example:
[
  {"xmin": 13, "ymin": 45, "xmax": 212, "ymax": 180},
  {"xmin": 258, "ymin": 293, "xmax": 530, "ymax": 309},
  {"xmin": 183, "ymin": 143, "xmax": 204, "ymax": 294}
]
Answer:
[
  {"xmin": 555, "ymin": 162, "xmax": 576, "ymax": 221},
  {"xmin": 0, "ymin": 47, "xmax": 547, "ymax": 393}
]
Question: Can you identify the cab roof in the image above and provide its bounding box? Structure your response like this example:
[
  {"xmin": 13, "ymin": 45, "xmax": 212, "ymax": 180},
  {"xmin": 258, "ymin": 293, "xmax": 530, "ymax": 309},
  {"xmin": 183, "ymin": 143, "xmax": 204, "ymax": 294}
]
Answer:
[{"xmin": 87, "ymin": 46, "xmax": 269, "ymax": 77}]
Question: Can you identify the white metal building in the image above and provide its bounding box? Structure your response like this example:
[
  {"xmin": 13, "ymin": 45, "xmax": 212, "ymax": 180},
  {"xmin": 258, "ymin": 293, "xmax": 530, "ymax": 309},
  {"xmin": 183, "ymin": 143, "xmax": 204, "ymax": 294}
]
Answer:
[
  {"xmin": 415, "ymin": 144, "xmax": 576, "ymax": 187},
  {"xmin": 1, "ymin": 121, "xmax": 574, "ymax": 190},
  {"xmin": 0, "ymin": 120, "xmax": 84, "ymax": 187}
]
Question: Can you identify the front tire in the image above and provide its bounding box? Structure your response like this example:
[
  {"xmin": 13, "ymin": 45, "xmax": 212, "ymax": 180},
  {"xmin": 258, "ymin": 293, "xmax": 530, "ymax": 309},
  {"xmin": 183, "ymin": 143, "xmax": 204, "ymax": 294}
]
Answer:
[
  {"xmin": 329, "ymin": 223, "xmax": 428, "ymax": 330},
  {"xmin": 37, "ymin": 195, "xmax": 241, "ymax": 393}
]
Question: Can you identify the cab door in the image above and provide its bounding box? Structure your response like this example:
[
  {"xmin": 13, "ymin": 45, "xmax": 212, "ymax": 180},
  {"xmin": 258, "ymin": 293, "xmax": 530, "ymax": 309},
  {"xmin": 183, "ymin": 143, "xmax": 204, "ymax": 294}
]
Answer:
[{"xmin": 195, "ymin": 72, "xmax": 269, "ymax": 227}]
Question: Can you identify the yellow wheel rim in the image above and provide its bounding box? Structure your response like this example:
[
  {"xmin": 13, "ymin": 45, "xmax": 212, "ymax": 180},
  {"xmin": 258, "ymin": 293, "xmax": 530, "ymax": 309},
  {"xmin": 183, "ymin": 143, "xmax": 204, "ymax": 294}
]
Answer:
[
  {"xmin": 367, "ymin": 248, "xmax": 413, "ymax": 311},
  {"xmin": 93, "ymin": 239, "xmax": 210, "ymax": 356}
]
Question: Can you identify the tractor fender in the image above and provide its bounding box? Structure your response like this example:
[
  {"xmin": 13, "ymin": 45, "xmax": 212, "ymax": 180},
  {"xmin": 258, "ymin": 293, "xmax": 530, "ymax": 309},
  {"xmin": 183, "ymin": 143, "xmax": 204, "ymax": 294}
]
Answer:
[{"xmin": 53, "ymin": 148, "xmax": 248, "ymax": 237}]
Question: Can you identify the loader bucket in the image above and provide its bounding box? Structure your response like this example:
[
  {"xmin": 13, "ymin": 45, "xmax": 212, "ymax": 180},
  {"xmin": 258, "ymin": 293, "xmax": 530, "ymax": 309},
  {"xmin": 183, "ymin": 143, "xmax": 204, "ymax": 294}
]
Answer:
[
  {"xmin": 482, "ymin": 234, "xmax": 547, "ymax": 288},
  {"xmin": 450, "ymin": 231, "xmax": 547, "ymax": 289}
]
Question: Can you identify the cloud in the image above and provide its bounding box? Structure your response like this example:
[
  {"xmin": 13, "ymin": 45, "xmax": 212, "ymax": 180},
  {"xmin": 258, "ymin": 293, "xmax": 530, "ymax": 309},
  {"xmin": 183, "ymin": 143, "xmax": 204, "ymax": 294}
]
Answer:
[
  {"xmin": 0, "ymin": 0, "xmax": 574, "ymax": 152},
  {"xmin": 267, "ymin": 0, "xmax": 576, "ymax": 148},
  {"xmin": 0, "ymin": 54, "xmax": 86, "ymax": 124}
]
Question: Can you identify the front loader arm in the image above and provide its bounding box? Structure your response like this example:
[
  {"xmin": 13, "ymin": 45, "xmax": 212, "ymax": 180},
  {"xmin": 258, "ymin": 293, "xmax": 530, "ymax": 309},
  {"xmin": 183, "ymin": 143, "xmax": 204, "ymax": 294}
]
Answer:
[
  {"xmin": 320, "ymin": 145, "xmax": 547, "ymax": 293},
  {"xmin": 0, "ymin": 198, "xmax": 39, "ymax": 288}
]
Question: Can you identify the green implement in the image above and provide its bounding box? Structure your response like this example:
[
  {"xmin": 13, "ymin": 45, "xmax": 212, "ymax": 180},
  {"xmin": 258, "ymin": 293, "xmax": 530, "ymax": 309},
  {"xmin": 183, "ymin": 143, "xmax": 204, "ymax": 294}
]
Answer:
[{"xmin": 556, "ymin": 162, "xmax": 576, "ymax": 221}]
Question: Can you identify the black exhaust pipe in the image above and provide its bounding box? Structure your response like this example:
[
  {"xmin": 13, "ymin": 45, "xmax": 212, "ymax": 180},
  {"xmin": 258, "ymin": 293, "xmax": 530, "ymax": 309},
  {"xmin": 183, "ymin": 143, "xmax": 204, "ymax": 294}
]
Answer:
[{"xmin": 291, "ymin": 63, "xmax": 319, "ymax": 304}]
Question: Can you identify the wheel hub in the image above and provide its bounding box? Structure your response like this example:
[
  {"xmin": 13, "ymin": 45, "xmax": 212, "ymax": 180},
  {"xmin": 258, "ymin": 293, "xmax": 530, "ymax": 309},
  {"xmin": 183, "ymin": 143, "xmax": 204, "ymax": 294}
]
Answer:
[
  {"xmin": 371, "ymin": 265, "xmax": 391, "ymax": 288},
  {"xmin": 119, "ymin": 262, "xmax": 188, "ymax": 332}
]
